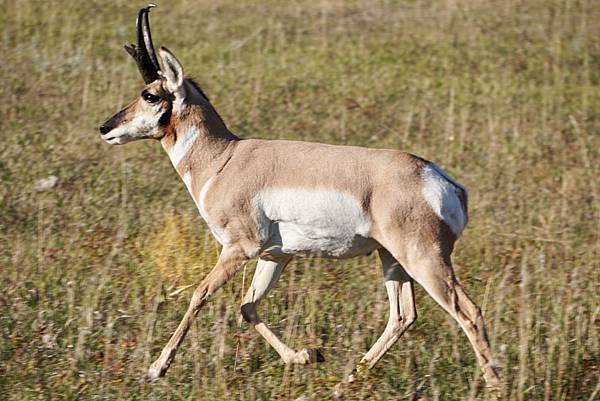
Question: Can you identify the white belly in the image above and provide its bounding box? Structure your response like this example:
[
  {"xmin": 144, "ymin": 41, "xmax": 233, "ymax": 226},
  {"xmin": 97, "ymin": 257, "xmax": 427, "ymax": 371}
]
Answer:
[{"xmin": 255, "ymin": 188, "xmax": 377, "ymax": 258}]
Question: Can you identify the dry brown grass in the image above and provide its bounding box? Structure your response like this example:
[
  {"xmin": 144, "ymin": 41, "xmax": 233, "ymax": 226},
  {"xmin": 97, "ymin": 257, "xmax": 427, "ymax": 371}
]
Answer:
[{"xmin": 0, "ymin": 0, "xmax": 598, "ymax": 400}]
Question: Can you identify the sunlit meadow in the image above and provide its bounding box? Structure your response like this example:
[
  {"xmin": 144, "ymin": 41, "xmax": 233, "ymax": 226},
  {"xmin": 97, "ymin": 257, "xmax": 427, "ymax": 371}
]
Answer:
[{"xmin": 1, "ymin": 0, "xmax": 598, "ymax": 399}]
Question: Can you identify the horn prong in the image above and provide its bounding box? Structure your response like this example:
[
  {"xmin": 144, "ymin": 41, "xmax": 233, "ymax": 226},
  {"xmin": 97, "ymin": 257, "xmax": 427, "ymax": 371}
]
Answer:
[{"xmin": 124, "ymin": 43, "xmax": 136, "ymax": 56}]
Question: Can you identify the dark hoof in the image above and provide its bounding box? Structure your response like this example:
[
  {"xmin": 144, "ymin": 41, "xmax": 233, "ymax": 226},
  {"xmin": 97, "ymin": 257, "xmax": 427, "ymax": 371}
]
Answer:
[{"xmin": 304, "ymin": 348, "xmax": 325, "ymax": 363}]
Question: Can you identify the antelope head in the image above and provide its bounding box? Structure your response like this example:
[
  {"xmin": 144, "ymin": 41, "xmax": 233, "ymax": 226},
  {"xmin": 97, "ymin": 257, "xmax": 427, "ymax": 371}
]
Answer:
[{"xmin": 99, "ymin": 4, "xmax": 186, "ymax": 145}]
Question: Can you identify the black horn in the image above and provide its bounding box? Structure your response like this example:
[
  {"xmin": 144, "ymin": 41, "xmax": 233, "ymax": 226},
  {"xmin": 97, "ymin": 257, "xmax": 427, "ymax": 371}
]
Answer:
[{"xmin": 124, "ymin": 4, "xmax": 160, "ymax": 84}]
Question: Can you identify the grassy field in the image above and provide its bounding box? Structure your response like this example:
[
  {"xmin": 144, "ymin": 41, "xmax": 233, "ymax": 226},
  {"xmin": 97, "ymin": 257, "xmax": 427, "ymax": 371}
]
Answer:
[{"xmin": 1, "ymin": 0, "xmax": 598, "ymax": 399}]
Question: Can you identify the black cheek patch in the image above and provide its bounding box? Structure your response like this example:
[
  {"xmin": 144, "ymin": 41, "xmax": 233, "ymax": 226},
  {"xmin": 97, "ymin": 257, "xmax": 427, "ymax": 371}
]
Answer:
[{"xmin": 158, "ymin": 105, "xmax": 172, "ymax": 127}]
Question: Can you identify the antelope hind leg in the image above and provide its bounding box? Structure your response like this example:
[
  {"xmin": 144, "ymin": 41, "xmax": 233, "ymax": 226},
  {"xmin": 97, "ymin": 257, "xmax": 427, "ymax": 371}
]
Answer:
[
  {"xmin": 396, "ymin": 245, "xmax": 503, "ymax": 390},
  {"xmin": 241, "ymin": 257, "xmax": 324, "ymax": 364}
]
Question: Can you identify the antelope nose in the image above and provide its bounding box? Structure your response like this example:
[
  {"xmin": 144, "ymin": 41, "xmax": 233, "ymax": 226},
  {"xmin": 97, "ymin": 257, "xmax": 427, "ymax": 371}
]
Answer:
[{"xmin": 99, "ymin": 125, "xmax": 111, "ymax": 135}]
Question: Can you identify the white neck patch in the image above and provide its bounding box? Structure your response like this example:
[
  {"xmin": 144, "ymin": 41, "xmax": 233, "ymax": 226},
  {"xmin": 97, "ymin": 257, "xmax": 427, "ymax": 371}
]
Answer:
[{"xmin": 168, "ymin": 127, "xmax": 199, "ymax": 168}]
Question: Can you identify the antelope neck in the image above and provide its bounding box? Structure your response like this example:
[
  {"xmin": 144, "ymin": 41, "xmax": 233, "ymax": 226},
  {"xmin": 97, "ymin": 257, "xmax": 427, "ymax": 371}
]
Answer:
[{"xmin": 161, "ymin": 105, "xmax": 238, "ymax": 192}]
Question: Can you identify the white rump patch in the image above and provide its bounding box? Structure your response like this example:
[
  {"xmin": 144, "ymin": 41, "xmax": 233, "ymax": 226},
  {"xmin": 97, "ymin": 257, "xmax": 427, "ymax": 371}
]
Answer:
[
  {"xmin": 168, "ymin": 127, "xmax": 199, "ymax": 167},
  {"xmin": 255, "ymin": 188, "xmax": 374, "ymax": 258},
  {"xmin": 421, "ymin": 163, "xmax": 468, "ymax": 236}
]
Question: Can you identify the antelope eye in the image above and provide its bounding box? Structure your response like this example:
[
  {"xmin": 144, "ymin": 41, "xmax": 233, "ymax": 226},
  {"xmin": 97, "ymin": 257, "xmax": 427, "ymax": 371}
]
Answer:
[{"xmin": 142, "ymin": 91, "xmax": 161, "ymax": 103}]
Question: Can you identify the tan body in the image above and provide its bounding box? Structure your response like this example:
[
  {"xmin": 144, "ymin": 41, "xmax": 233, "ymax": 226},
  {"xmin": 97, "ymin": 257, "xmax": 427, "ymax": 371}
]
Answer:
[
  {"xmin": 174, "ymin": 137, "xmax": 425, "ymax": 257},
  {"xmin": 99, "ymin": 6, "xmax": 502, "ymax": 392}
]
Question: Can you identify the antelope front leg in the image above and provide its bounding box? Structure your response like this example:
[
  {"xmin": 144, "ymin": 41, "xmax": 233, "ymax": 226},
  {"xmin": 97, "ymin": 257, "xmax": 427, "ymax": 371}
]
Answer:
[{"xmin": 147, "ymin": 246, "xmax": 249, "ymax": 379}]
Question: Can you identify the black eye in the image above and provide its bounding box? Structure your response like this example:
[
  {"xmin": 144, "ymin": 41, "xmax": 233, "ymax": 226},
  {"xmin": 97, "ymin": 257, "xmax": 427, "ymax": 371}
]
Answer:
[{"xmin": 142, "ymin": 91, "xmax": 161, "ymax": 104}]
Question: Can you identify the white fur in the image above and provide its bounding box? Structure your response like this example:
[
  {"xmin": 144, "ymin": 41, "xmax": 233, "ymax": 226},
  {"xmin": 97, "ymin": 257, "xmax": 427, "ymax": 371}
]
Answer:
[
  {"xmin": 197, "ymin": 176, "xmax": 230, "ymax": 245},
  {"xmin": 168, "ymin": 127, "xmax": 198, "ymax": 167},
  {"xmin": 181, "ymin": 172, "xmax": 195, "ymax": 204},
  {"xmin": 255, "ymin": 188, "xmax": 375, "ymax": 258},
  {"xmin": 421, "ymin": 163, "xmax": 467, "ymax": 235},
  {"xmin": 102, "ymin": 112, "xmax": 162, "ymax": 145},
  {"xmin": 244, "ymin": 259, "xmax": 286, "ymax": 304},
  {"xmin": 180, "ymin": 173, "xmax": 230, "ymax": 245}
]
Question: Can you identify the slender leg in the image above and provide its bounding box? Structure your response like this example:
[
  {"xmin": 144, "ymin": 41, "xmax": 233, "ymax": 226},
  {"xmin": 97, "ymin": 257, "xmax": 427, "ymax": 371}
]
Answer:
[
  {"xmin": 353, "ymin": 248, "xmax": 416, "ymax": 376},
  {"xmin": 392, "ymin": 243, "xmax": 502, "ymax": 390},
  {"xmin": 240, "ymin": 257, "xmax": 324, "ymax": 364},
  {"xmin": 334, "ymin": 249, "xmax": 416, "ymax": 399},
  {"xmin": 147, "ymin": 245, "xmax": 250, "ymax": 379}
]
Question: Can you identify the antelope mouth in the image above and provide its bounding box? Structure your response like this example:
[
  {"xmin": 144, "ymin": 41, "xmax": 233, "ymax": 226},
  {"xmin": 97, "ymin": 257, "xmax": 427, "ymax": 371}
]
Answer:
[{"xmin": 101, "ymin": 134, "xmax": 124, "ymax": 145}]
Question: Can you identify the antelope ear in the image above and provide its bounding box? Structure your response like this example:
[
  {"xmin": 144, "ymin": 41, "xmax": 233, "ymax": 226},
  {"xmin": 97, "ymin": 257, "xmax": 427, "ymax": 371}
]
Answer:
[{"xmin": 158, "ymin": 47, "xmax": 184, "ymax": 96}]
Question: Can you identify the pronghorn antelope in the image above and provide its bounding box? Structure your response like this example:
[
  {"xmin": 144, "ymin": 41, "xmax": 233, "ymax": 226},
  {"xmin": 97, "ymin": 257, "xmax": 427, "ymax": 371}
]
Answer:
[{"xmin": 99, "ymin": 4, "xmax": 502, "ymax": 390}]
